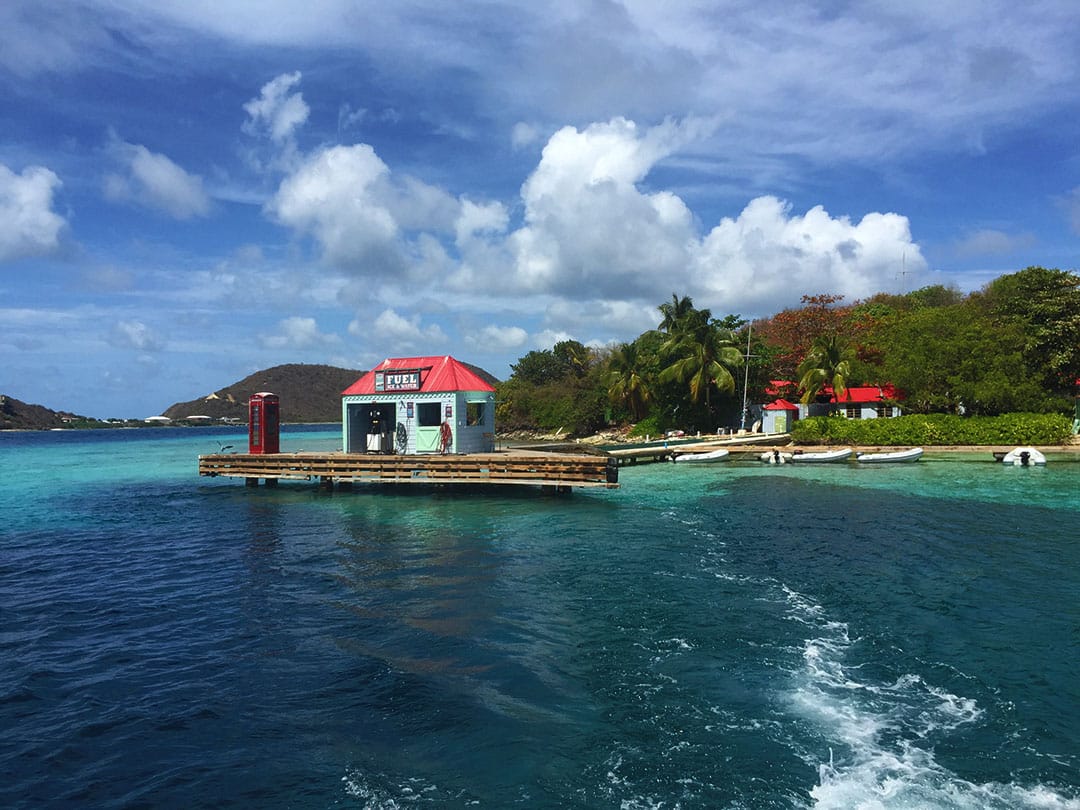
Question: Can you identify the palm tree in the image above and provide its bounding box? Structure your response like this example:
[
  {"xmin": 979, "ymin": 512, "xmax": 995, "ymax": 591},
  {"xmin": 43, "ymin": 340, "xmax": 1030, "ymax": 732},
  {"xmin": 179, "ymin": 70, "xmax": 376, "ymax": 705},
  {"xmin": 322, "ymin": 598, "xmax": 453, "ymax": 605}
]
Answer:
[
  {"xmin": 603, "ymin": 343, "xmax": 654, "ymax": 420},
  {"xmin": 658, "ymin": 293, "xmax": 695, "ymax": 333},
  {"xmin": 797, "ymin": 334, "xmax": 854, "ymax": 404},
  {"xmin": 659, "ymin": 310, "xmax": 743, "ymax": 410}
]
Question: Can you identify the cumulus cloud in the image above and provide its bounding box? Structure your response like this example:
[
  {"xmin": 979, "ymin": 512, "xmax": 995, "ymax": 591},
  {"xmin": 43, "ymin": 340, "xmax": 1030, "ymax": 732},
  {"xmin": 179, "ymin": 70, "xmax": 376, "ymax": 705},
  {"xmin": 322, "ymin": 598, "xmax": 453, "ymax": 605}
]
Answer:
[
  {"xmin": 267, "ymin": 143, "xmax": 465, "ymax": 277},
  {"xmin": 261, "ymin": 315, "xmax": 340, "ymax": 350},
  {"xmin": 0, "ymin": 163, "xmax": 66, "ymax": 262},
  {"xmin": 104, "ymin": 141, "xmax": 211, "ymax": 219},
  {"xmin": 243, "ymin": 71, "xmax": 310, "ymax": 144},
  {"xmin": 265, "ymin": 113, "xmax": 926, "ymax": 338},
  {"xmin": 485, "ymin": 117, "xmax": 924, "ymax": 316},
  {"xmin": 506, "ymin": 117, "xmax": 704, "ymax": 297},
  {"xmin": 267, "ymin": 144, "xmax": 402, "ymax": 271},
  {"xmin": 693, "ymin": 197, "xmax": 925, "ymax": 313},
  {"xmin": 108, "ymin": 319, "xmax": 163, "ymax": 351},
  {"xmin": 349, "ymin": 308, "xmax": 446, "ymax": 350}
]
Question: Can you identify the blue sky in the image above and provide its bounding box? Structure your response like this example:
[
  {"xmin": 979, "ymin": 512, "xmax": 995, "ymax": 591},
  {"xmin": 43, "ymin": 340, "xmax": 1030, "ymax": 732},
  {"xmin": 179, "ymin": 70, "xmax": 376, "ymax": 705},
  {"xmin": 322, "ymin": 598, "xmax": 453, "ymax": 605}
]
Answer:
[{"xmin": 2, "ymin": 1, "xmax": 1079, "ymax": 418}]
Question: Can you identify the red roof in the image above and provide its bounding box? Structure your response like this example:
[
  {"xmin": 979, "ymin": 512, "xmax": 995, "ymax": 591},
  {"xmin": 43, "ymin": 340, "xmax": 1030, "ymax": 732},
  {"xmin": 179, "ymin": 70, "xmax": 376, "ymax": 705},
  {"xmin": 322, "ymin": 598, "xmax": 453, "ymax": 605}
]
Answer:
[
  {"xmin": 342, "ymin": 355, "xmax": 496, "ymax": 396},
  {"xmin": 764, "ymin": 398, "xmax": 799, "ymax": 410},
  {"xmin": 832, "ymin": 385, "xmax": 898, "ymax": 403},
  {"xmin": 768, "ymin": 380, "xmax": 901, "ymax": 403}
]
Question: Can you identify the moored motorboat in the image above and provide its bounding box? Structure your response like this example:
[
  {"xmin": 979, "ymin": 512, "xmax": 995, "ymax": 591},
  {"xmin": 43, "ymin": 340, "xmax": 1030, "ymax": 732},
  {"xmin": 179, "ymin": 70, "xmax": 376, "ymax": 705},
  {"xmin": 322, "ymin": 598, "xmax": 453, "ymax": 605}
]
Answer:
[
  {"xmin": 672, "ymin": 448, "xmax": 731, "ymax": 463},
  {"xmin": 760, "ymin": 449, "xmax": 793, "ymax": 464},
  {"xmin": 855, "ymin": 447, "xmax": 923, "ymax": 464},
  {"xmin": 1000, "ymin": 446, "xmax": 1046, "ymax": 466},
  {"xmin": 789, "ymin": 448, "xmax": 853, "ymax": 463}
]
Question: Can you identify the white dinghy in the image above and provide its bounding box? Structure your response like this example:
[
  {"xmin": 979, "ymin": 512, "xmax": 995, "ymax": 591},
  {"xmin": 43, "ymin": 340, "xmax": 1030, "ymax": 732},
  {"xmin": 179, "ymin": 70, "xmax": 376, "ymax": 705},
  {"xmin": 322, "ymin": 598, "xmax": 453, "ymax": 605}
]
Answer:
[
  {"xmin": 672, "ymin": 448, "xmax": 731, "ymax": 463},
  {"xmin": 760, "ymin": 449, "xmax": 793, "ymax": 464},
  {"xmin": 856, "ymin": 447, "xmax": 924, "ymax": 464},
  {"xmin": 1001, "ymin": 447, "xmax": 1046, "ymax": 466},
  {"xmin": 789, "ymin": 448, "xmax": 853, "ymax": 464}
]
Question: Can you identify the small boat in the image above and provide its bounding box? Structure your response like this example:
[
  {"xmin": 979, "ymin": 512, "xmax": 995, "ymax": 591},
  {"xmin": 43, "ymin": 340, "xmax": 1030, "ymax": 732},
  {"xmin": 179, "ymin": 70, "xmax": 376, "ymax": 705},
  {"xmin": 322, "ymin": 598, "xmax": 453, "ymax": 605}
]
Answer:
[
  {"xmin": 855, "ymin": 447, "xmax": 923, "ymax": 464},
  {"xmin": 672, "ymin": 448, "xmax": 731, "ymax": 463},
  {"xmin": 1000, "ymin": 447, "xmax": 1046, "ymax": 466},
  {"xmin": 760, "ymin": 449, "xmax": 793, "ymax": 464},
  {"xmin": 789, "ymin": 448, "xmax": 853, "ymax": 464}
]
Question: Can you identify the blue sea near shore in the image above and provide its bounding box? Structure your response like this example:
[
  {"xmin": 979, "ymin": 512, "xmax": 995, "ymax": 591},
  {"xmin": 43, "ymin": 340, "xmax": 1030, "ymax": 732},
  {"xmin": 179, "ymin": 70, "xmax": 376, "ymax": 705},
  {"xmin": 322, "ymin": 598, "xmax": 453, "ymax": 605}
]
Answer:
[{"xmin": 2, "ymin": 425, "xmax": 1078, "ymax": 809}]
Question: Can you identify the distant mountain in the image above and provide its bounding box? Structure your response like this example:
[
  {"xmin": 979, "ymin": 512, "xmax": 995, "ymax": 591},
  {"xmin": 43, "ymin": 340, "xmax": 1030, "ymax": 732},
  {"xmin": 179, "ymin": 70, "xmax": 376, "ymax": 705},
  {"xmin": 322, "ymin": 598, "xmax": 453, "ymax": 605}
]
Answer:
[
  {"xmin": 0, "ymin": 394, "xmax": 88, "ymax": 430},
  {"xmin": 162, "ymin": 364, "xmax": 364, "ymax": 423}
]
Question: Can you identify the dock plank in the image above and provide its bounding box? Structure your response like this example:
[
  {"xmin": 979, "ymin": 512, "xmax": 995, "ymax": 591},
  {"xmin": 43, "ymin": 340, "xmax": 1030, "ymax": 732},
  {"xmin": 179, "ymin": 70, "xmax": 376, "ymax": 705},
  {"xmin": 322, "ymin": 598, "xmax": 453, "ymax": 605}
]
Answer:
[{"xmin": 198, "ymin": 451, "xmax": 618, "ymax": 489}]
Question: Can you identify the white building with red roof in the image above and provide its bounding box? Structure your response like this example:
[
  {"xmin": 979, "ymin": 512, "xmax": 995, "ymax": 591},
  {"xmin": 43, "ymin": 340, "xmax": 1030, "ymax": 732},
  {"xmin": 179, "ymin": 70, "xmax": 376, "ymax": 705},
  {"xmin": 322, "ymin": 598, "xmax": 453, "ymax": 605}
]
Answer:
[
  {"xmin": 341, "ymin": 355, "xmax": 497, "ymax": 455},
  {"xmin": 756, "ymin": 382, "xmax": 903, "ymax": 433}
]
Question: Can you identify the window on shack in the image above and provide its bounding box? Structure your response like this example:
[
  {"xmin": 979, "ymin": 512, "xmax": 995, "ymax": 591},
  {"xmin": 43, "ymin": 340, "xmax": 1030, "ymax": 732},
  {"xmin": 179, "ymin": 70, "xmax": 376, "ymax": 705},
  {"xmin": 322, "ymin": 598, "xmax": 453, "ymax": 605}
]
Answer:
[
  {"xmin": 417, "ymin": 402, "xmax": 442, "ymax": 427},
  {"xmin": 466, "ymin": 401, "xmax": 485, "ymax": 426}
]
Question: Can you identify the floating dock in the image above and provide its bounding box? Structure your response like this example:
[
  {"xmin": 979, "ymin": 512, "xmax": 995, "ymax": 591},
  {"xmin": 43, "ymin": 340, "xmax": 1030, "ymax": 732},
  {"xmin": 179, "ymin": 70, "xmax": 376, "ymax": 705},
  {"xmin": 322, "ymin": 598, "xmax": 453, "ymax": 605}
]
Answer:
[{"xmin": 198, "ymin": 450, "xmax": 618, "ymax": 491}]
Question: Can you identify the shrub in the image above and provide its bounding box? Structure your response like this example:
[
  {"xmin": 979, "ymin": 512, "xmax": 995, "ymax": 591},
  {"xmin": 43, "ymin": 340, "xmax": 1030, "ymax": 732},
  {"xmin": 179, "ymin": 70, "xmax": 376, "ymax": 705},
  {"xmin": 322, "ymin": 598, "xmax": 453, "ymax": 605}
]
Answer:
[{"xmin": 790, "ymin": 413, "xmax": 1072, "ymax": 446}]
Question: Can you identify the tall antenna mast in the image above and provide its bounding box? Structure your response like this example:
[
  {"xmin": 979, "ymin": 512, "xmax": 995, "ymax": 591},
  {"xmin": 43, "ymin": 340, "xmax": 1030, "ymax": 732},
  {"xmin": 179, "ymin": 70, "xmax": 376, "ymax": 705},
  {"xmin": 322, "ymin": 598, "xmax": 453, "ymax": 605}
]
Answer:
[{"xmin": 740, "ymin": 321, "xmax": 755, "ymax": 431}]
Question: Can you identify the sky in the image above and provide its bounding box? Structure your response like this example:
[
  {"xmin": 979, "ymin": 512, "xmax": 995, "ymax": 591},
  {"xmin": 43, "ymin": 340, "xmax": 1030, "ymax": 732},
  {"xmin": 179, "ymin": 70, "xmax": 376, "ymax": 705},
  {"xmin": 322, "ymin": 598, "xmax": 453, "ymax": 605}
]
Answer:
[{"xmin": 2, "ymin": 1, "xmax": 1079, "ymax": 418}]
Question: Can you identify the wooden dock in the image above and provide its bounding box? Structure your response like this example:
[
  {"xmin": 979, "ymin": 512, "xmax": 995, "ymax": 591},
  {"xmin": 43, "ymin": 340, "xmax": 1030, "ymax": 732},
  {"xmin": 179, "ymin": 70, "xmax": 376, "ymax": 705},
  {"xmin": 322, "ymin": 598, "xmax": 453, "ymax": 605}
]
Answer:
[{"xmin": 198, "ymin": 450, "xmax": 619, "ymax": 491}]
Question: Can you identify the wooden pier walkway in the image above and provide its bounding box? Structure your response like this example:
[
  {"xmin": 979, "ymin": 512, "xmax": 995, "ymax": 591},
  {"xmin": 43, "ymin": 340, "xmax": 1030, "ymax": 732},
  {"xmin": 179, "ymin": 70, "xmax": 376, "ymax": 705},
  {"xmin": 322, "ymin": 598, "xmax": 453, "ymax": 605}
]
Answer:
[{"xmin": 198, "ymin": 450, "xmax": 619, "ymax": 491}]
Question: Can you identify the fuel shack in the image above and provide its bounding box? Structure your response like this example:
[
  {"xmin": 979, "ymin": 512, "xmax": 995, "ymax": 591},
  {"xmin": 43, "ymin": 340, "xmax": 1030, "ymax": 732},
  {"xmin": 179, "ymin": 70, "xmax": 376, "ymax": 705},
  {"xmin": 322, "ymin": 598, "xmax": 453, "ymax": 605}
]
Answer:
[{"xmin": 341, "ymin": 355, "xmax": 496, "ymax": 455}]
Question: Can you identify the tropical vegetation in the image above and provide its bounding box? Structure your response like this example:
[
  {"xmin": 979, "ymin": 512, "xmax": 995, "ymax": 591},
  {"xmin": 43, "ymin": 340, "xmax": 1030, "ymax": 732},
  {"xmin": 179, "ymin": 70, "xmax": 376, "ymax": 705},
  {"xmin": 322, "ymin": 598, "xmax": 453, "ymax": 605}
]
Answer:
[{"xmin": 494, "ymin": 266, "xmax": 1080, "ymax": 439}]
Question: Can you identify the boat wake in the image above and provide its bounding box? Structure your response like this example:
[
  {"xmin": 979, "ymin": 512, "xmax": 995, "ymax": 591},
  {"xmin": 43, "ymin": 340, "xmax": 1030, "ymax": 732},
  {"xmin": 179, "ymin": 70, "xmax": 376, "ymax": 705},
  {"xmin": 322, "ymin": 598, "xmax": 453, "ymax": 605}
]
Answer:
[{"xmin": 777, "ymin": 586, "xmax": 1080, "ymax": 810}]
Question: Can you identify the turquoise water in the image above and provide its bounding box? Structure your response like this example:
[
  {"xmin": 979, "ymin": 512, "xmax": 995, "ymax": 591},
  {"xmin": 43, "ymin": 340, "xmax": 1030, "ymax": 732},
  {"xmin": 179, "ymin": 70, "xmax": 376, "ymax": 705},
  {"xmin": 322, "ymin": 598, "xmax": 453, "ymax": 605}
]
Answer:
[{"xmin": 2, "ymin": 427, "xmax": 1078, "ymax": 808}]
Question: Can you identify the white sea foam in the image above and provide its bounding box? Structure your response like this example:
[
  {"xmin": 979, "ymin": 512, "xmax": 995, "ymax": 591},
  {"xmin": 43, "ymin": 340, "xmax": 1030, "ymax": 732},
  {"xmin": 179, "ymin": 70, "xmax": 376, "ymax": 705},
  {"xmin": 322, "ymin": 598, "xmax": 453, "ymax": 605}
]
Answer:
[
  {"xmin": 342, "ymin": 770, "xmax": 454, "ymax": 807},
  {"xmin": 777, "ymin": 584, "xmax": 1080, "ymax": 810}
]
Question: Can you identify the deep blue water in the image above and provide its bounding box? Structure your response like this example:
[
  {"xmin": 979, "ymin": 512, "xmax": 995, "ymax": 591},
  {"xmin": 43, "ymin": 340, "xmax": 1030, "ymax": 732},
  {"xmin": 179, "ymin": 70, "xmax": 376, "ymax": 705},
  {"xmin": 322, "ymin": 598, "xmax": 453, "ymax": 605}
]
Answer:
[{"xmin": 2, "ymin": 426, "xmax": 1079, "ymax": 808}]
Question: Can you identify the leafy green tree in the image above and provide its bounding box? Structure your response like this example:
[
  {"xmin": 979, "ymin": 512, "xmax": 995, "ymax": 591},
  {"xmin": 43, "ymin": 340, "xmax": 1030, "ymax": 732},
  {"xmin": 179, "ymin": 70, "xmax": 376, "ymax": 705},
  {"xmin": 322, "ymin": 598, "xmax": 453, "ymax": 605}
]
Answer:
[
  {"xmin": 552, "ymin": 339, "xmax": 593, "ymax": 378},
  {"xmin": 876, "ymin": 302, "xmax": 1055, "ymax": 415},
  {"xmin": 797, "ymin": 334, "xmax": 854, "ymax": 404},
  {"xmin": 509, "ymin": 349, "xmax": 566, "ymax": 386},
  {"xmin": 658, "ymin": 306, "xmax": 743, "ymax": 415},
  {"xmin": 603, "ymin": 342, "xmax": 654, "ymax": 421},
  {"xmin": 979, "ymin": 266, "xmax": 1080, "ymax": 393},
  {"xmin": 658, "ymin": 294, "xmax": 695, "ymax": 333}
]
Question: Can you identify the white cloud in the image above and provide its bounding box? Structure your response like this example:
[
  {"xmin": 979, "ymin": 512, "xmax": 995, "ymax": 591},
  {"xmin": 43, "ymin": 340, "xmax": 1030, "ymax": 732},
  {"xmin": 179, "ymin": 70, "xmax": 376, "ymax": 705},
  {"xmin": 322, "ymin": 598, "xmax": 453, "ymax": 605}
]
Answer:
[
  {"xmin": 531, "ymin": 328, "xmax": 575, "ymax": 350},
  {"xmin": 243, "ymin": 71, "xmax": 310, "ymax": 144},
  {"xmin": 953, "ymin": 228, "xmax": 1035, "ymax": 258},
  {"xmin": 104, "ymin": 142, "xmax": 211, "ymax": 219},
  {"xmin": 463, "ymin": 324, "xmax": 528, "ymax": 352},
  {"xmin": 268, "ymin": 143, "xmax": 470, "ymax": 278},
  {"xmin": 349, "ymin": 308, "xmax": 446, "ymax": 351},
  {"xmin": 267, "ymin": 114, "xmax": 926, "ymax": 341},
  {"xmin": 455, "ymin": 198, "xmax": 508, "ymax": 245},
  {"xmin": 693, "ymin": 196, "xmax": 925, "ymax": 314},
  {"xmin": 505, "ymin": 117, "xmax": 703, "ymax": 297},
  {"xmin": 268, "ymin": 144, "xmax": 402, "ymax": 272},
  {"xmin": 109, "ymin": 320, "xmax": 163, "ymax": 352},
  {"xmin": 0, "ymin": 163, "xmax": 66, "ymax": 262},
  {"xmin": 261, "ymin": 315, "xmax": 340, "ymax": 349}
]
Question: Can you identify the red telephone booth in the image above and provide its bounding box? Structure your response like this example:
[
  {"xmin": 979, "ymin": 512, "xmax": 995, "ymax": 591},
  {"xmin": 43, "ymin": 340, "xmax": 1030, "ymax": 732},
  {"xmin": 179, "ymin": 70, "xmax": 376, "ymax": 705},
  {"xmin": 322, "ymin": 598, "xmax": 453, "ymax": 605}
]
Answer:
[{"xmin": 248, "ymin": 392, "xmax": 280, "ymax": 454}]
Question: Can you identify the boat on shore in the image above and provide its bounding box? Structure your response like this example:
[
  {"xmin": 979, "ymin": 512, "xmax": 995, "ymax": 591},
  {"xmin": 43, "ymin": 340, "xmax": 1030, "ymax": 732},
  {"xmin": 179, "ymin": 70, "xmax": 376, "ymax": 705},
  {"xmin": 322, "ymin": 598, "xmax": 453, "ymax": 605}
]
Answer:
[
  {"xmin": 789, "ymin": 448, "xmax": 853, "ymax": 464},
  {"xmin": 760, "ymin": 449, "xmax": 793, "ymax": 464},
  {"xmin": 672, "ymin": 448, "xmax": 731, "ymax": 463},
  {"xmin": 856, "ymin": 447, "xmax": 923, "ymax": 464},
  {"xmin": 999, "ymin": 447, "xmax": 1047, "ymax": 466}
]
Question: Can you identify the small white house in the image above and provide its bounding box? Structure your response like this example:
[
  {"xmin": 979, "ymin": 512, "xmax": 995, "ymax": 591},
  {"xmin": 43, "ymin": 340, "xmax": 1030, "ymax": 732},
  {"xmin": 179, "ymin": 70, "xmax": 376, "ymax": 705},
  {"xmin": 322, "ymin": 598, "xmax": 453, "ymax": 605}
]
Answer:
[{"xmin": 341, "ymin": 355, "xmax": 496, "ymax": 455}]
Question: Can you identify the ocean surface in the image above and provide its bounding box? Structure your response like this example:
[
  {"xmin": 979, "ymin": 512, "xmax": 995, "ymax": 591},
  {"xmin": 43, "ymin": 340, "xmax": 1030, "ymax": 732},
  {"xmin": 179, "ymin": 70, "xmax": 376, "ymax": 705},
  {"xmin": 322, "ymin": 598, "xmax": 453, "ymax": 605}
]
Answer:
[{"xmin": 2, "ymin": 425, "xmax": 1078, "ymax": 809}]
